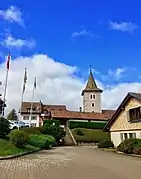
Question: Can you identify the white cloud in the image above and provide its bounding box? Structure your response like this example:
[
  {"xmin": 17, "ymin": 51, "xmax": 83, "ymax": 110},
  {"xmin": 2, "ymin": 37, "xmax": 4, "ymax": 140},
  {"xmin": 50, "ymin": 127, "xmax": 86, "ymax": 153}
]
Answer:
[
  {"xmin": 0, "ymin": 54, "xmax": 141, "ymax": 116},
  {"xmin": 109, "ymin": 21, "xmax": 138, "ymax": 33},
  {"xmin": 72, "ymin": 29, "xmax": 101, "ymax": 38},
  {"xmin": 1, "ymin": 33, "xmax": 35, "ymax": 49},
  {"xmin": 108, "ymin": 67, "xmax": 127, "ymax": 80},
  {"xmin": 0, "ymin": 6, "xmax": 24, "ymax": 26}
]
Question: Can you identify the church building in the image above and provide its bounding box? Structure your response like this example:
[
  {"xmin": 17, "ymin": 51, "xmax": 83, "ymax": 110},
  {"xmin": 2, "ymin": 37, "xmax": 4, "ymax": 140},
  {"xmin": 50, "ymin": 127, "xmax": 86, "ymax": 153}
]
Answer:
[{"xmin": 20, "ymin": 69, "xmax": 115, "ymax": 126}]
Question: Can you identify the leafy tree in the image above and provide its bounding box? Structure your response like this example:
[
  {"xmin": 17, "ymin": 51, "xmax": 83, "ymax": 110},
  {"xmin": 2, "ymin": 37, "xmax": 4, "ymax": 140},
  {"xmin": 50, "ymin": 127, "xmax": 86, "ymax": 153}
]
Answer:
[
  {"xmin": 43, "ymin": 120, "xmax": 66, "ymax": 143},
  {"xmin": 7, "ymin": 109, "xmax": 18, "ymax": 121},
  {"xmin": 0, "ymin": 117, "xmax": 10, "ymax": 138}
]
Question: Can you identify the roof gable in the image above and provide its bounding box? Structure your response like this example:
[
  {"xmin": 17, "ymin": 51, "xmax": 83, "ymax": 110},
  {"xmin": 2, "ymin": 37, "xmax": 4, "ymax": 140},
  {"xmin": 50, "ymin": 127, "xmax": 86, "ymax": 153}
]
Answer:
[{"xmin": 104, "ymin": 92, "xmax": 141, "ymax": 131}]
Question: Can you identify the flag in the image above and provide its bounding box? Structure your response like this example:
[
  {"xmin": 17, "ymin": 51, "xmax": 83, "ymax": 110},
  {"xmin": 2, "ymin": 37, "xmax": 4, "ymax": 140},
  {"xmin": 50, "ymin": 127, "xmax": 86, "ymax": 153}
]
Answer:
[
  {"xmin": 34, "ymin": 77, "xmax": 36, "ymax": 89},
  {"xmin": 22, "ymin": 83, "xmax": 25, "ymax": 94},
  {"xmin": 6, "ymin": 53, "xmax": 11, "ymax": 70},
  {"xmin": 24, "ymin": 68, "xmax": 27, "ymax": 84}
]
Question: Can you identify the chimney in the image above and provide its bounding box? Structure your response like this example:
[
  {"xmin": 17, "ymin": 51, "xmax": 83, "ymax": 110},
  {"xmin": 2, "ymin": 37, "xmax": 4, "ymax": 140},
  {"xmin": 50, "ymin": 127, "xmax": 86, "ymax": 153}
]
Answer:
[{"xmin": 79, "ymin": 107, "xmax": 82, "ymax": 112}]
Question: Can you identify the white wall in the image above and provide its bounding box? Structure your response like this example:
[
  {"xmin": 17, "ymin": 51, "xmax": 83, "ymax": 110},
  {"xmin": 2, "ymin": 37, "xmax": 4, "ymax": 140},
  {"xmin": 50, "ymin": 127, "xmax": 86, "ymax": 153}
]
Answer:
[
  {"xmin": 83, "ymin": 92, "xmax": 102, "ymax": 113},
  {"xmin": 111, "ymin": 130, "xmax": 141, "ymax": 147},
  {"xmin": 20, "ymin": 114, "xmax": 40, "ymax": 127}
]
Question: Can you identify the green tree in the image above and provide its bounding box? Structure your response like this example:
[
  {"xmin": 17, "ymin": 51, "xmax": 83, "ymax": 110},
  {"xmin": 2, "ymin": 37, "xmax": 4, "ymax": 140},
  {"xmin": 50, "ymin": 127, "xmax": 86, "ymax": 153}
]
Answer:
[
  {"xmin": 0, "ymin": 117, "xmax": 10, "ymax": 138},
  {"xmin": 7, "ymin": 109, "xmax": 18, "ymax": 121},
  {"xmin": 43, "ymin": 120, "xmax": 66, "ymax": 143}
]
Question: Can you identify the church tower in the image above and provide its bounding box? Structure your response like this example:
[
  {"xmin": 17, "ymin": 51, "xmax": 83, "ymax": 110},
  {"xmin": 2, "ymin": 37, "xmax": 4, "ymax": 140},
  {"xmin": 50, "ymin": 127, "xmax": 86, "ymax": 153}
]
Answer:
[{"xmin": 81, "ymin": 68, "xmax": 103, "ymax": 113}]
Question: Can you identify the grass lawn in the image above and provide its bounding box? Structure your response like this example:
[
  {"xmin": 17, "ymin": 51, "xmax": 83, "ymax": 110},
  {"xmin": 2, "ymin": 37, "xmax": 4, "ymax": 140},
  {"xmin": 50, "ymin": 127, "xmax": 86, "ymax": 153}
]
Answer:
[
  {"xmin": 0, "ymin": 139, "xmax": 40, "ymax": 157},
  {"xmin": 71, "ymin": 128, "xmax": 110, "ymax": 142}
]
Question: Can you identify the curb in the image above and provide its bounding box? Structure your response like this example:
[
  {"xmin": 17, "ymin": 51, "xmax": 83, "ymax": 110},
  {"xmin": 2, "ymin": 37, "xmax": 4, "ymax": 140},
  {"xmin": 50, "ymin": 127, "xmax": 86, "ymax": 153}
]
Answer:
[
  {"xmin": 117, "ymin": 151, "xmax": 141, "ymax": 158},
  {"xmin": 0, "ymin": 149, "xmax": 41, "ymax": 160}
]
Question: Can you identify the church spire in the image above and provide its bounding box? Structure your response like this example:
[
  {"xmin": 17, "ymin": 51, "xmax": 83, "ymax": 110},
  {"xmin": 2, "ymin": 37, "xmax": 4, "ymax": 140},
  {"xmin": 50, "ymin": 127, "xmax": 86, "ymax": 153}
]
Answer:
[{"xmin": 81, "ymin": 66, "xmax": 103, "ymax": 96}]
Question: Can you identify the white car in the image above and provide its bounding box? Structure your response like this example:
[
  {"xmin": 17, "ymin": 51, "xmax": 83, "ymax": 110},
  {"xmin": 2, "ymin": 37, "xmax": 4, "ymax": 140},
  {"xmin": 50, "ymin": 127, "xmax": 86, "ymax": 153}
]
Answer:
[{"xmin": 9, "ymin": 121, "xmax": 29, "ymax": 130}]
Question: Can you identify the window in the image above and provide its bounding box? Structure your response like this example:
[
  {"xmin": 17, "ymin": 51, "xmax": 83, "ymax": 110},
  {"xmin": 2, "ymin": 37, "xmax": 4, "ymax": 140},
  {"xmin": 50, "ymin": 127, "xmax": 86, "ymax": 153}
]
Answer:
[
  {"xmin": 31, "ymin": 116, "xmax": 37, "ymax": 120},
  {"xmin": 129, "ymin": 133, "xmax": 136, "ymax": 139},
  {"xmin": 124, "ymin": 133, "xmax": 128, "ymax": 140},
  {"xmin": 90, "ymin": 95, "xmax": 95, "ymax": 99},
  {"xmin": 23, "ymin": 116, "xmax": 29, "ymax": 120},
  {"xmin": 129, "ymin": 107, "xmax": 141, "ymax": 121},
  {"xmin": 92, "ymin": 103, "xmax": 94, "ymax": 107}
]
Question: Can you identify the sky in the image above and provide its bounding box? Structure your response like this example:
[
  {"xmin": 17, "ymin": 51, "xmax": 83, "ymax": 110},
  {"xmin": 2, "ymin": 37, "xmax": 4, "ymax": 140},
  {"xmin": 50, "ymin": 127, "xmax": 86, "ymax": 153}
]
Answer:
[{"xmin": 0, "ymin": 0, "xmax": 141, "ymax": 114}]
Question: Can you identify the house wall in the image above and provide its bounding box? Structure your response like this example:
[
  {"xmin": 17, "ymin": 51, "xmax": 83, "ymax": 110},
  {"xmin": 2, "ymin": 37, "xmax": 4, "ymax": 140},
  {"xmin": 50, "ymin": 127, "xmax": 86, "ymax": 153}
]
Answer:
[
  {"xmin": 110, "ymin": 98, "xmax": 141, "ymax": 131},
  {"xmin": 83, "ymin": 91, "xmax": 102, "ymax": 113},
  {"xmin": 111, "ymin": 130, "xmax": 141, "ymax": 147},
  {"xmin": 20, "ymin": 114, "xmax": 40, "ymax": 127}
]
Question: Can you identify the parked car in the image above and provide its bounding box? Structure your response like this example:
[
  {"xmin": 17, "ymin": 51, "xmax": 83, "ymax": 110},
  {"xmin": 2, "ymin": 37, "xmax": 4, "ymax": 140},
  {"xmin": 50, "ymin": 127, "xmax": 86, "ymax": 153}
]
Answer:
[{"xmin": 9, "ymin": 121, "xmax": 29, "ymax": 130}]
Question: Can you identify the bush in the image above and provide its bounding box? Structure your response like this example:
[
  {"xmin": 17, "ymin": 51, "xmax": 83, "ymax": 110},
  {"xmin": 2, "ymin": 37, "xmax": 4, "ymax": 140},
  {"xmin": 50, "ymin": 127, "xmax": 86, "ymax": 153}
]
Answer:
[
  {"xmin": 117, "ymin": 138, "xmax": 141, "ymax": 154},
  {"xmin": 0, "ymin": 117, "xmax": 10, "ymax": 138},
  {"xmin": 43, "ymin": 120, "xmax": 66, "ymax": 143},
  {"xmin": 98, "ymin": 140, "xmax": 114, "ymax": 148},
  {"xmin": 21, "ymin": 127, "xmax": 43, "ymax": 134},
  {"xmin": 43, "ymin": 135, "xmax": 56, "ymax": 147},
  {"xmin": 75, "ymin": 129, "xmax": 85, "ymax": 136},
  {"xmin": 28, "ymin": 134, "xmax": 50, "ymax": 149},
  {"xmin": 68, "ymin": 121, "xmax": 107, "ymax": 129},
  {"xmin": 10, "ymin": 130, "xmax": 28, "ymax": 148}
]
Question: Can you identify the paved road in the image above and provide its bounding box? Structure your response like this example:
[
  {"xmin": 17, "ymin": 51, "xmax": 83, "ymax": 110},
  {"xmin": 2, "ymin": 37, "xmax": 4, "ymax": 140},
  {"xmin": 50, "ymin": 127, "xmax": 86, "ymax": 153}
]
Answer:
[{"xmin": 0, "ymin": 147, "xmax": 141, "ymax": 179}]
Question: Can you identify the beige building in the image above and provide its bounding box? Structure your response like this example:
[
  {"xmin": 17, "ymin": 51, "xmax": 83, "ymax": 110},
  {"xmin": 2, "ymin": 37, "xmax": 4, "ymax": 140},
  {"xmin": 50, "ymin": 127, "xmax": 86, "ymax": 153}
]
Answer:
[{"xmin": 104, "ymin": 92, "xmax": 141, "ymax": 147}]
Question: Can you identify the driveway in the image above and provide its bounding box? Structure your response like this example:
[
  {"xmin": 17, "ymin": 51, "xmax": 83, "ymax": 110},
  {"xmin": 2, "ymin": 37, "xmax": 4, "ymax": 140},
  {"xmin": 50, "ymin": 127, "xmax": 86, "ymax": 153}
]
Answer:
[{"xmin": 0, "ymin": 146, "xmax": 141, "ymax": 179}]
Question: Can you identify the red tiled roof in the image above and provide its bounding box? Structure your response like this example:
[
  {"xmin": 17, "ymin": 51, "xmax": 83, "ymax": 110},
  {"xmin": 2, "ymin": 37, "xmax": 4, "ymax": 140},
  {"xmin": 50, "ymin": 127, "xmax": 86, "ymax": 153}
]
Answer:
[
  {"xmin": 21, "ymin": 102, "xmax": 67, "ymax": 114},
  {"xmin": 102, "ymin": 110, "xmax": 116, "ymax": 120},
  {"xmin": 51, "ymin": 110, "xmax": 108, "ymax": 121}
]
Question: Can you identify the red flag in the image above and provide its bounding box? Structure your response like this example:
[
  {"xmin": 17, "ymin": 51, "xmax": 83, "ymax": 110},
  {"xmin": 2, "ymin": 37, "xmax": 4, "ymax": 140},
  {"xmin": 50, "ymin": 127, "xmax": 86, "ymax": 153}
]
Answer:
[{"xmin": 6, "ymin": 53, "xmax": 11, "ymax": 70}]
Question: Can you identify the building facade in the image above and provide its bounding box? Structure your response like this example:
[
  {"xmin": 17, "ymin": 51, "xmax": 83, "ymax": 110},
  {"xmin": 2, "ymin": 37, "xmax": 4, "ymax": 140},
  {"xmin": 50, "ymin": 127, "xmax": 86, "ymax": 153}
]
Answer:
[{"xmin": 104, "ymin": 92, "xmax": 141, "ymax": 147}]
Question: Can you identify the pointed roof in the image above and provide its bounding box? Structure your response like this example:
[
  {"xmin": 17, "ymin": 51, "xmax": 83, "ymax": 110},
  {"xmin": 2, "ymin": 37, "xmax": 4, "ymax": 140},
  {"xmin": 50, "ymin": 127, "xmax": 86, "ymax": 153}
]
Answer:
[
  {"xmin": 81, "ymin": 69, "xmax": 103, "ymax": 95},
  {"xmin": 103, "ymin": 92, "xmax": 141, "ymax": 131}
]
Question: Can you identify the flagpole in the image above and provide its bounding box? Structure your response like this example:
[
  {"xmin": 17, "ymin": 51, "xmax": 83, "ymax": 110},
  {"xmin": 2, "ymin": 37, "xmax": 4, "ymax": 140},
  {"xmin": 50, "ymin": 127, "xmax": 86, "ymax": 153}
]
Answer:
[
  {"xmin": 29, "ymin": 84, "xmax": 35, "ymax": 127},
  {"xmin": 2, "ymin": 69, "xmax": 9, "ymax": 116},
  {"xmin": 19, "ymin": 89, "xmax": 24, "ymax": 121},
  {"xmin": 19, "ymin": 68, "xmax": 27, "ymax": 121},
  {"xmin": 2, "ymin": 53, "xmax": 10, "ymax": 117}
]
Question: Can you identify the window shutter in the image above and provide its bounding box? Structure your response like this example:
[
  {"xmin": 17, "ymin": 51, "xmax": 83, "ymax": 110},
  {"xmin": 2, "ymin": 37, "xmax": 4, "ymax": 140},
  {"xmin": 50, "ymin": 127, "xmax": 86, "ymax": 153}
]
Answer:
[{"xmin": 127, "ymin": 111, "xmax": 130, "ymax": 121}]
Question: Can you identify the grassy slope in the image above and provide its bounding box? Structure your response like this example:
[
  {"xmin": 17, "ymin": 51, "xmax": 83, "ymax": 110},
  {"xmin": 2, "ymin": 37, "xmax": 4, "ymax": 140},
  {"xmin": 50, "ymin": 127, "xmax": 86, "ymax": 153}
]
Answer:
[
  {"xmin": 0, "ymin": 139, "xmax": 40, "ymax": 156},
  {"xmin": 71, "ymin": 128, "xmax": 110, "ymax": 142}
]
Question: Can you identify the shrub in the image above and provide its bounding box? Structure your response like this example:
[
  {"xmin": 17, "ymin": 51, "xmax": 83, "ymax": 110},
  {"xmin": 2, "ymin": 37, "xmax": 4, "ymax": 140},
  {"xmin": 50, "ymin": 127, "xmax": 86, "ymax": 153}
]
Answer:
[
  {"xmin": 10, "ymin": 130, "xmax": 28, "ymax": 148},
  {"xmin": 68, "ymin": 121, "xmax": 107, "ymax": 129},
  {"xmin": 117, "ymin": 138, "xmax": 141, "ymax": 154},
  {"xmin": 0, "ymin": 117, "xmax": 10, "ymax": 138},
  {"xmin": 28, "ymin": 134, "xmax": 50, "ymax": 149},
  {"xmin": 75, "ymin": 129, "xmax": 85, "ymax": 136},
  {"xmin": 98, "ymin": 140, "xmax": 114, "ymax": 148},
  {"xmin": 43, "ymin": 135, "xmax": 56, "ymax": 147}
]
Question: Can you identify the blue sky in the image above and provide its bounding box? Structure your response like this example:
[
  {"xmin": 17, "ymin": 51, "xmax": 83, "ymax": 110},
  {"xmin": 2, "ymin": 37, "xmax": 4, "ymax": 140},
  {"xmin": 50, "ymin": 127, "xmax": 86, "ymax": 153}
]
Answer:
[
  {"xmin": 1, "ymin": 1, "xmax": 141, "ymax": 113},
  {"xmin": 0, "ymin": 0, "xmax": 141, "ymax": 77}
]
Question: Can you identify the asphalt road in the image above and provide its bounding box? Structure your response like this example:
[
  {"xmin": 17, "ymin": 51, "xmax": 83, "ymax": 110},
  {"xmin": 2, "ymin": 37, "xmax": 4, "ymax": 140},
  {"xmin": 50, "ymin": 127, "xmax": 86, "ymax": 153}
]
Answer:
[{"xmin": 0, "ymin": 146, "xmax": 141, "ymax": 179}]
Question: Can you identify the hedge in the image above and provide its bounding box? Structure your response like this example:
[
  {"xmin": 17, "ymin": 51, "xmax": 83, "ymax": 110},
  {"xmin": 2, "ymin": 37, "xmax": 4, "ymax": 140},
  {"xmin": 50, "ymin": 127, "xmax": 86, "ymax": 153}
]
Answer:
[
  {"xmin": 43, "ymin": 120, "xmax": 60, "ymax": 126},
  {"xmin": 72, "ymin": 128, "xmax": 110, "ymax": 142},
  {"xmin": 68, "ymin": 121, "xmax": 107, "ymax": 129},
  {"xmin": 28, "ymin": 134, "xmax": 55, "ymax": 149},
  {"xmin": 20, "ymin": 127, "xmax": 44, "ymax": 134}
]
